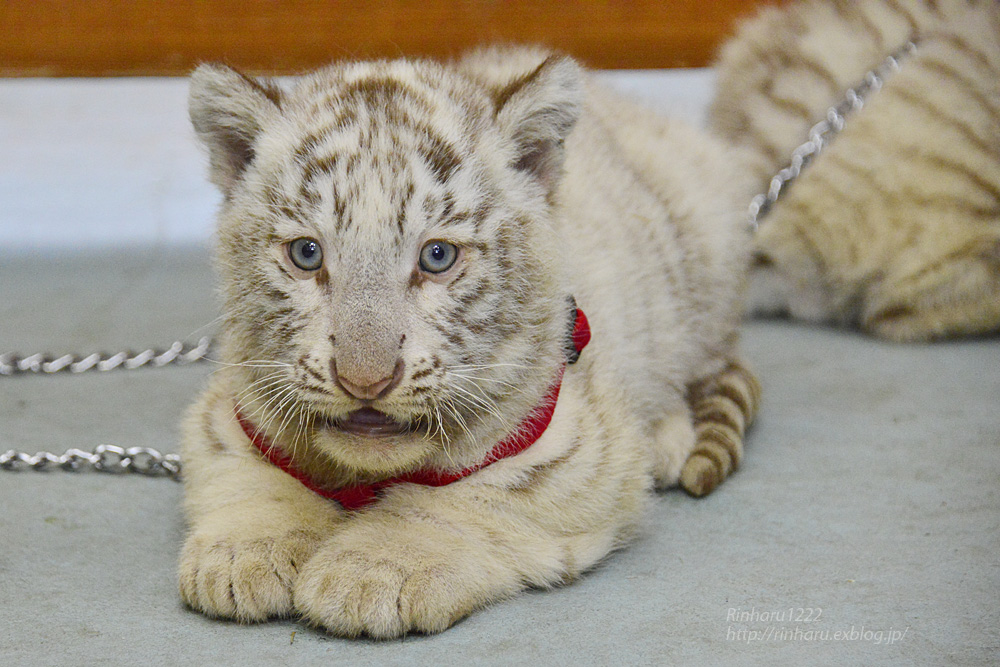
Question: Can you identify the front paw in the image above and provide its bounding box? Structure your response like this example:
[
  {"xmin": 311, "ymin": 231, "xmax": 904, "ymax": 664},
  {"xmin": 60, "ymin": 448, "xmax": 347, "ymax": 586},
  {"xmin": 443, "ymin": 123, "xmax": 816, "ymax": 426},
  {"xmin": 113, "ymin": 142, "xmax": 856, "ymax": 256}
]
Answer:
[
  {"xmin": 293, "ymin": 521, "xmax": 514, "ymax": 638},
  {"xmin": 179, "ymin": 528, "xmax": 324, "ymax": 622}
]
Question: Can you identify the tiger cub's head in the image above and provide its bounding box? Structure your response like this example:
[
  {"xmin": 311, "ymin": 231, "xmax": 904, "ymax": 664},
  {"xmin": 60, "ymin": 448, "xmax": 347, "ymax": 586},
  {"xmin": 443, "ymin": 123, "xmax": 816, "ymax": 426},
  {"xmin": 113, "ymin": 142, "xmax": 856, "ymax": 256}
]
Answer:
[{"xmin": 189, "ymin": 48, "xmax": 582, "ymax": 476}]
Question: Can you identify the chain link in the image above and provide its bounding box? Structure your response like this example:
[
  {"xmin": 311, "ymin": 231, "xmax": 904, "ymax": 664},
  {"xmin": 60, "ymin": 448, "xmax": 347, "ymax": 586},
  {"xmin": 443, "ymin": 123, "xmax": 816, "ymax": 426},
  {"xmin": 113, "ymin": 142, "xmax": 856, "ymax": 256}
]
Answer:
[
  {"xmin": 0, "ymin": 336, "xmax": 213, "ymax": 377},
  {"xmin": 747, "ymin": 40, "xmax": 918, "ymax": 231},
  {"xmin": 1, "ymin": 445, "xmax": 182, "ymax": 479}
]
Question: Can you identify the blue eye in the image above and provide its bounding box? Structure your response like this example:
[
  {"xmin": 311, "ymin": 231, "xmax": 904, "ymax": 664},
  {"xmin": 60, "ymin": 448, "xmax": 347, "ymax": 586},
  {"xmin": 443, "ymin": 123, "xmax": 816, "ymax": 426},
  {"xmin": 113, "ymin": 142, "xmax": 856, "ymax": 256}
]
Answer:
[
  {"xmin": 419, "ymin": 240, "xmax": 459, "ymax": 274},
  {"xmin": 288, "ymin": 237, "xmax": 323, "ymax": 272}
]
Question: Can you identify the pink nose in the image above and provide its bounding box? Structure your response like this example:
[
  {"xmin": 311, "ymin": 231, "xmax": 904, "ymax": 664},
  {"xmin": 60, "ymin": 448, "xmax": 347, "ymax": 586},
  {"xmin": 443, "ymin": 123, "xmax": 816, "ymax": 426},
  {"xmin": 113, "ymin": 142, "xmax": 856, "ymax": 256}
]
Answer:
[{"xmin": 333, "ymin": 359, "xmax": 405, "ymax": 400}]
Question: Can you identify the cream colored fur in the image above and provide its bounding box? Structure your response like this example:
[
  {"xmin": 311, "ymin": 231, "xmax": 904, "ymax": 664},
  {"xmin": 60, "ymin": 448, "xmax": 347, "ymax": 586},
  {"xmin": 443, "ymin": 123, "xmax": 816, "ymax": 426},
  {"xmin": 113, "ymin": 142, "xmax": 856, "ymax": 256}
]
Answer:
[
  {"xmin": 710, "ymin": 0, "xmax": 1000, "ymax": 341},
  {"xmin": 180, "ymin": 46, "xmax": 756, "ymax": 637}
]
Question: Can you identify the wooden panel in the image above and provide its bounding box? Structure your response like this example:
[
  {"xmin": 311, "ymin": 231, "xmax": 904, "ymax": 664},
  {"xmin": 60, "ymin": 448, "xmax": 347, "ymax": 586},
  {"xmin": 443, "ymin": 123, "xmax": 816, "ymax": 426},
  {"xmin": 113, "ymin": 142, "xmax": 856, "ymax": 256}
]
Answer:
[{"xmin": 0, "ymin": 0, "xmax": 781, "ymax": 77}]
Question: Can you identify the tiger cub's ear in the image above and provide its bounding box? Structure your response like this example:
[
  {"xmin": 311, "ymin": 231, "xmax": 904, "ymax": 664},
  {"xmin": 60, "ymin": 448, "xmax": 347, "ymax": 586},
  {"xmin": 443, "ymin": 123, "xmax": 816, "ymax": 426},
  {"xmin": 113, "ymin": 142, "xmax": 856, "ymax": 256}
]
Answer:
[
  {"xmin": 188, "ymin": 64, "xmax": 283, "ymax": 196},
  {"xmin": 492, "ymin": 55, "xmax": 584, "ymax": 191}
]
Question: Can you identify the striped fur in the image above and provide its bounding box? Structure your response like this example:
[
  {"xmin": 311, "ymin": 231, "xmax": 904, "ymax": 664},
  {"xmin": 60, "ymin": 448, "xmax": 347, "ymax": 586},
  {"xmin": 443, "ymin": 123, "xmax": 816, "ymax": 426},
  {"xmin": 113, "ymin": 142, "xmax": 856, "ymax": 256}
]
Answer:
[
  {"xmin": 710, "ymin": 0, "xmax": 1000, "ymax": 341},
  {"xmin": 179, "ymin": 46, "xmax": 756, "ymax": 637}
]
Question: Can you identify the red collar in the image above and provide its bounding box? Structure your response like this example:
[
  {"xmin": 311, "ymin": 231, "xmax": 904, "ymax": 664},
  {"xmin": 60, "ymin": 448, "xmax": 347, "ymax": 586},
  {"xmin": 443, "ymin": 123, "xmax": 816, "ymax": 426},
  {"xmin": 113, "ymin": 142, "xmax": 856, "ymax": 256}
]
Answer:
[{"xmin": 236, "ymin": 307, "xmax": 590, "ymax": 510}]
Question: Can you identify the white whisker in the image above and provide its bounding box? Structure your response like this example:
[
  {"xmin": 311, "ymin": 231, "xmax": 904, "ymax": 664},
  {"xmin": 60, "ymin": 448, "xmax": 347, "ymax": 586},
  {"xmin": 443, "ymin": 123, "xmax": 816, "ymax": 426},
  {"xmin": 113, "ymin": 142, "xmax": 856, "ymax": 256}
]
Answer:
[
  {"xmin": 232, "ymin": 372, "xmax": 290, "ymax": 410},
  {"xmin": 450, "ymin": 361, "xmax": 533, "ymax": 372},
  {"xmin": 446, "ymin": 373, "xmax": 513, "ymax": 433},
  {"xmin": 448, "ymin": 371, "xmax": 521, "ymax": 392}
]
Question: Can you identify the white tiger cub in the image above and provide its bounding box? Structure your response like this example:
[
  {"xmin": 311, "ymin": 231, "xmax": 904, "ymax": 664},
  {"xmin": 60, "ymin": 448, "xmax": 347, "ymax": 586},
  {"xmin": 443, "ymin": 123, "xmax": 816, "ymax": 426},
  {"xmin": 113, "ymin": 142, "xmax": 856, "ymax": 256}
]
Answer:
[{"xmin": 179, "ymin": 46, "xmax": 759, "ymax": 638}]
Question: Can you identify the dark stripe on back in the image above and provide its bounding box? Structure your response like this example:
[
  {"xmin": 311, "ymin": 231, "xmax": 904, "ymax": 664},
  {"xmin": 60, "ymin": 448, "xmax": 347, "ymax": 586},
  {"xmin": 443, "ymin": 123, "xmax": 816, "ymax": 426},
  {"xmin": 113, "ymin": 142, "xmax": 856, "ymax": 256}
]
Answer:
[
  {"xmin": 837, "ymin": 0, "xmax": 886, "ymax": 52},
  {"xmin": 933, "ymin": 32, "xmax": 998, "ymax": 75},
  {"xmin": 883, "ymin": 0, "xmax": 920, "ymax": 37},
  {"xmin": 919, "ymin": 57, "xmax": 1000, "ymax": 126},
  {"xmin": 890, "ymin": 86, "xmax": 996, "ymax": 160}
]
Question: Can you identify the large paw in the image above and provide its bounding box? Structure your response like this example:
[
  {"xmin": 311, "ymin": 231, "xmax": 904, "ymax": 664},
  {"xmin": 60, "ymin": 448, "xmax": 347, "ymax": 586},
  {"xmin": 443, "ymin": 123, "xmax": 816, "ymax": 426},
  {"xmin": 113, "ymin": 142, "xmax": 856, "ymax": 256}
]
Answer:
[
  {"xmin": 293, "ymin": 520, "xmax": 513, "ymax": 638},
  {"xmin": 179, "ymin": 528, "xmax": 324, "ymax": 622}
]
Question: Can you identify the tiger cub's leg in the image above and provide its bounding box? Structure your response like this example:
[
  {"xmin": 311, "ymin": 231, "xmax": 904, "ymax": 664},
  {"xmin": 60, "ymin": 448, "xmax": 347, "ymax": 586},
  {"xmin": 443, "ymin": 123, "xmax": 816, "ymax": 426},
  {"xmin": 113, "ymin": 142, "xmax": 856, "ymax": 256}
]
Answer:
[
  {"xmin": 650, "ymin": 409, "xmax": 698, "ymax": 490},
  {"xmin": 679, "ymin": 360, "xmax": 762, "ymax": 498},
  {"xmin": 178, "ymin": 386, "xmax": 344, "ymax": 622}
]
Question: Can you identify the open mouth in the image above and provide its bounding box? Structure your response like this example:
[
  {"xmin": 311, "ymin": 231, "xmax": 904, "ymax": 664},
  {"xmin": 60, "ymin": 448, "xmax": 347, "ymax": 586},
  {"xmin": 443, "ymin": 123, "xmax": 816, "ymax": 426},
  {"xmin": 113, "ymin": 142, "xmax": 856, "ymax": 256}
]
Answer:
[{"xmin": 332, "ymin": 408, "xmax": 414, "ymax": 438}]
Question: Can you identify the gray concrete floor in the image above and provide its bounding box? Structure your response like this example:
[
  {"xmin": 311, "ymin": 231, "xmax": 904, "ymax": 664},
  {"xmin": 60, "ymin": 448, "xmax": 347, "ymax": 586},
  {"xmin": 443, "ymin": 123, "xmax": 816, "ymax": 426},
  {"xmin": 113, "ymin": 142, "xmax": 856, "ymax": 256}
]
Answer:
[
  {"xmin": 2, "ymin": 72, "xmax": 998, "ymax": 665},
  {"xmin": 1, "ymin": 247, "xmax": 998, "ymax": 665}
]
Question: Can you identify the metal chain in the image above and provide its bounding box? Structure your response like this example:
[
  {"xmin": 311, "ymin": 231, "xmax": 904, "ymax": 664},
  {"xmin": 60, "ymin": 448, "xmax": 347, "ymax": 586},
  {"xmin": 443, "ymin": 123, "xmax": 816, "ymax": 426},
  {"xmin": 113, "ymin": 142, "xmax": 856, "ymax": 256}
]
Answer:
[
  {"xmin": 0, "ymin": 336, "xmax": 213, "ymax": 377},
  {"xmin": 1, "ymin": 337, "xmax": 213, "ymax": 481},
  {"xmin": 0, "ymin": 445, "xmax": 181, "ymax": 479},
  {"xmin": 747, "ymin": 40, "xmax": 918, "ymax": 231}
]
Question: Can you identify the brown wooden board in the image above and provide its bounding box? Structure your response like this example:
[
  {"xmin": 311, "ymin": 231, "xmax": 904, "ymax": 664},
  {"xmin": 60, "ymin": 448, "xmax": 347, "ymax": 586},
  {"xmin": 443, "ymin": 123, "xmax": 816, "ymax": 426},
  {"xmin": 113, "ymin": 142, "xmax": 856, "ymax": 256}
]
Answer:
[{"xmin": 1, "ymin": 0, "xmax": 781, "ymax": 77}]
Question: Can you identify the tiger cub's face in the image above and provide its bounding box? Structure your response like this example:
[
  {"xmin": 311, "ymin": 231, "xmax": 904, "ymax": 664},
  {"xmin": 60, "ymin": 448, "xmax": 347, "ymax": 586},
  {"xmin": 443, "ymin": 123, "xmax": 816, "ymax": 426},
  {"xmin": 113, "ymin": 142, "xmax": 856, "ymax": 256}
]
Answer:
[{"xmin": 190, "ymin": 53, "xmax": 582, "ymax": 474}]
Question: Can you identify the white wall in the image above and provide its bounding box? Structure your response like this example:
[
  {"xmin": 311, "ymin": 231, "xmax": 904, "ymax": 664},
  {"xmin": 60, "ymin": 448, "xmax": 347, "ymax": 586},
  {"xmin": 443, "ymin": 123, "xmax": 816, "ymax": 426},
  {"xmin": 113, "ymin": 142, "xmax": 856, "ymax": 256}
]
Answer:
[{"xmin": 0, "ymin": 70, "xmax": 714, "ymax": 254}]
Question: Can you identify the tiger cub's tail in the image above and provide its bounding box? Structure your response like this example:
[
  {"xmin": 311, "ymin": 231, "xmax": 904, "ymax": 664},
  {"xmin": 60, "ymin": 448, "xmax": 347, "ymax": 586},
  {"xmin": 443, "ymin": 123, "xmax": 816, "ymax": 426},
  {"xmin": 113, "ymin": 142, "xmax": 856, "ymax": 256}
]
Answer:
[{"xmin": 680, "ymin": 360, "xmax": 762, "ymax": 498}]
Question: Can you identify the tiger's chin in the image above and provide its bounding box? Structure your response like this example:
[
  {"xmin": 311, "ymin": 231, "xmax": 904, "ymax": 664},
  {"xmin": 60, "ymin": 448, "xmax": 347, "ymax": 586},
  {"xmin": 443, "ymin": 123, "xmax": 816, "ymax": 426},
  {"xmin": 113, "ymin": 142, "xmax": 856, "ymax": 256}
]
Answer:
[
  {"xmin": 331, "ymin": 408, "xmax": 420, "ymax": 438},
  {"xmin": 311, "ymin": 408, "xmax": 439, "ymax": 476}
]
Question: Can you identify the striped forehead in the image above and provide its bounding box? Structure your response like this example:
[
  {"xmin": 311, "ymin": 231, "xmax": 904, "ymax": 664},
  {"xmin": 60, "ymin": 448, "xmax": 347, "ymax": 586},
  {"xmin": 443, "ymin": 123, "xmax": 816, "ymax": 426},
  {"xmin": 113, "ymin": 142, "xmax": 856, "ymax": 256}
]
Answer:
[
  {"xmin": 293, "ymin": 67, "xmax": 473, "ymax": 181},
  {"xmin": 264, "ymin": 69, "xmax": 488, "ymax": 242}
]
